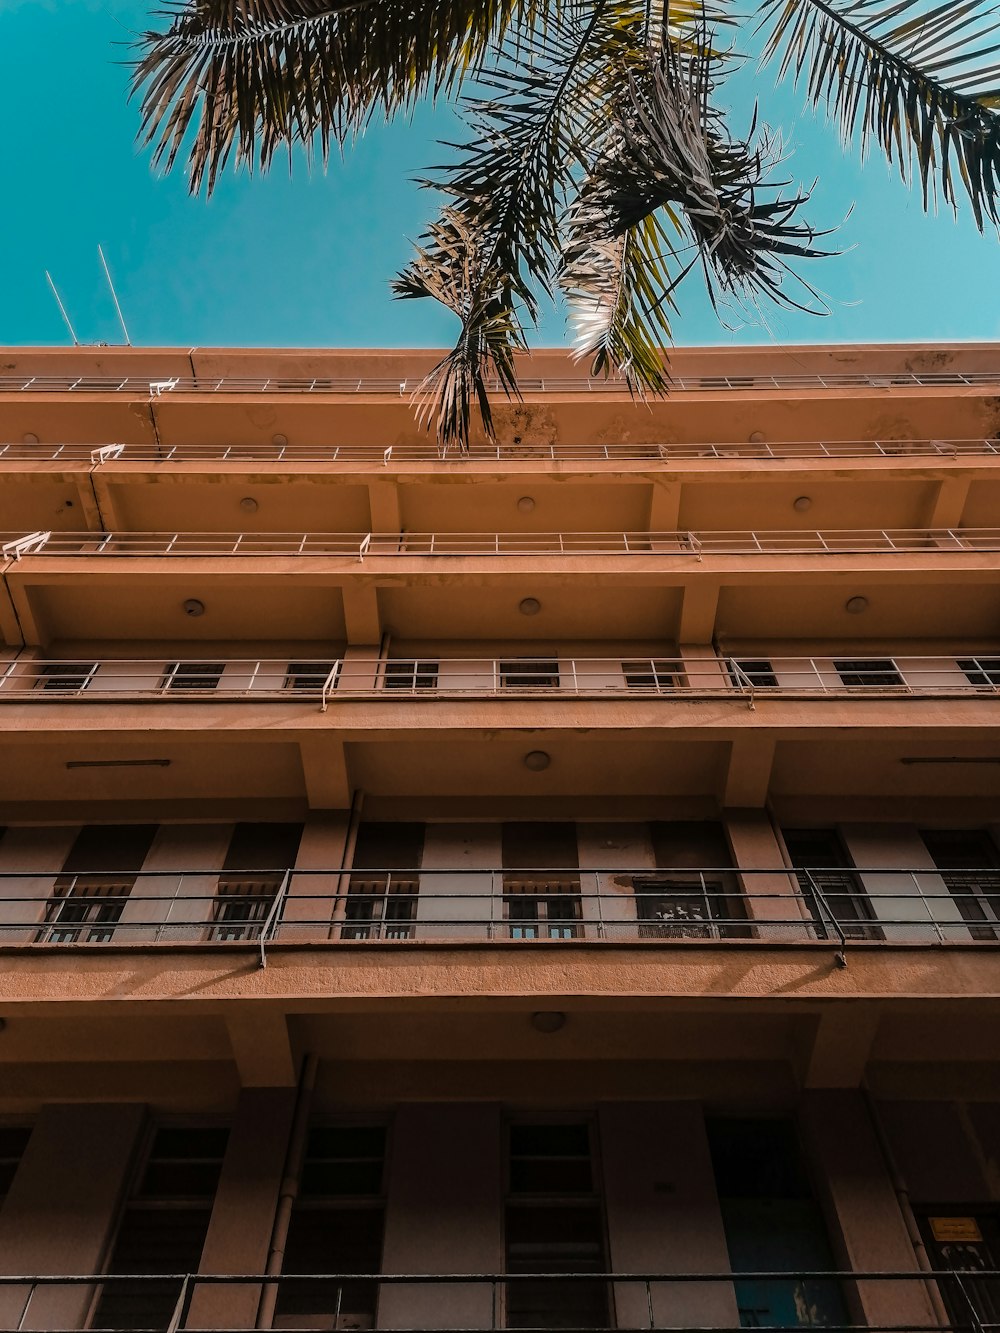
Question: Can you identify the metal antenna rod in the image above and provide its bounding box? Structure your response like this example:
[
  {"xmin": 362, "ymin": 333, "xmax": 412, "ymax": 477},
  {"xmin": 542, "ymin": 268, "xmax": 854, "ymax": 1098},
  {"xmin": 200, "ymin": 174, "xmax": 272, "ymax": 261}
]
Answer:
[
  {"xmin": 44, "ymin": 272, "xmax": 79, "ymax": 346},
  {"xmin": 98, "ymin": 244, "xmax": 131, "ymax": 346}
]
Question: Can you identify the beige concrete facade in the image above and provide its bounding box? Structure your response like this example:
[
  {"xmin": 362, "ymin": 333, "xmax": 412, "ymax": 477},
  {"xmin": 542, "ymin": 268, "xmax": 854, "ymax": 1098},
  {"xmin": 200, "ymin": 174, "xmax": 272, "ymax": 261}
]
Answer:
[{"xmin": 0, "ymin": 344, "xmax": 999, "ymax": 1329}]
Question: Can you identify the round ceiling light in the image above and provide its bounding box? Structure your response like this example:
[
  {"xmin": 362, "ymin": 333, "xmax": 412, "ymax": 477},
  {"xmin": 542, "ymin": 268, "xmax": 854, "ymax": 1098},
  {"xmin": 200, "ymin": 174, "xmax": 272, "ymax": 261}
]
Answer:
[
  {"xmin": 531, "ymin": 1011, "xmax": 566, "ymax": 1033},
  {"xmin": 183, "ymin": 598, "xmax": 206, "ymax": 617},
  {"xmin": 22, "ymin": 433, "xmax": 39, "ymax": 445},
  {"xmin": 518, "ymin": 597, "xmax": 541, "ymax": 616},
  {"xmin": 748, "ymin": 431, "xmax": 766, "ymax": 444},
  {"xmin": 524, "ymin": 750, "xmax": 551, "ymax": 771},
  {"xmin": 517, "ymin": 496, "xmax": 536, "ymax": 513},
  {"xmin": 793, "ymin": 496, "xmax": 812, "ymax": 512},
  {"xmin": 271, "ymin": 433, "xmax": 288, "ymax": 448},
  {"xmin": 239, "ymin": 496, "xmax": 259, "ymax": 513},
  {"xmin": 845, "ymin": 596, "xmax": 869, "ymax": 614}
]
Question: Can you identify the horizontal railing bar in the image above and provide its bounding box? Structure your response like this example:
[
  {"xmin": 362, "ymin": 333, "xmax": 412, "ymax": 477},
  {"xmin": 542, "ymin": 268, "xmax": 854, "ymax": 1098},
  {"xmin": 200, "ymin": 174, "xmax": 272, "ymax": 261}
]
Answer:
[{"xmin": 0, "ymin": 1268, "xmax": 996, "ymax": 1281}]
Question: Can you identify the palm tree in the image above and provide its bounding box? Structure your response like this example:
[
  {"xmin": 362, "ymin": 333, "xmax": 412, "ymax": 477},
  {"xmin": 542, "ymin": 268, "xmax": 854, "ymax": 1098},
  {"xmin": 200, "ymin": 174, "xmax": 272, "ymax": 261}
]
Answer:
[{"xmin": 133, "ymin": 0, "xmax": 1000, "ymax": 447}]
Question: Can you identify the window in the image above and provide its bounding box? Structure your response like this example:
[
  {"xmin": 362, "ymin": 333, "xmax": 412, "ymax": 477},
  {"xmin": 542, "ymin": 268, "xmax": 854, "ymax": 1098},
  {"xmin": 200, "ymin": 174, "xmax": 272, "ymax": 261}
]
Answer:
[
  {"xmin": 632, "ymin": 875, "xmax": 750, "ymax": 940},
  {"xmin": 833, "ymin": 658, "xmax": 904, "ymax": 687},
  {"xmin": 160, "ymin": 662, "xmax": 225, "ymax": 691},
  {"xmin": 707, "ymin": 1118, "xmax": 848, "ymax": 1329},
  {"xmin": 499, "ymin": 659, "xmax": 560, "ymax": 689},
  {"xmin": 274, "ymin": 1124, "xmax": 387, "ymax": 1330},
  {"xmin": 729, "ymin": 659, "xmax": 779, "ymax": 689},
  {"xmin": 383, "ymin": 659, "xmax": 439, "ymax": 690},
  {"xmin": 505, "ymin": 1122, "xmax": 608, "ymax": 1329},
  {"xmin": 345, "ymin": 823, "xmax": 425, "ymax": 940},
  {"xmin": 95, "ymin": 1126, "xmax": 229, "ymax": 1331},
  {"xmin": 502, "ymin": 824, "xmax": 581, "ymax": 939},
  {"xmin": 211, "ymin": 823, "xmax": 303, "ymax": 941},
  {"xmin": 782, "ymin": 828, "xmax": 882, "ymax": 941},
  {"xmin": 958, "ymin": 657, "xmax": 1000, "ymax": 688},
  {"xmin": 36, "ymin": 662, "xmax": 97, "ymax": 692},
  {"xmin": 622, "ymin": 659, "xmax": 681, "ymax": 690},
  {"xmin": 0, "ymin": 1126, "xmax": 31, "ymax": 1199},
  {"xmin": 38, "ymin": 825, "xmax": 157, "ymax": 945},
  {"xmin": 285, "ymin": 661, "xmax": 338, "ymax": 691},
  {"xmin": 920, "ymin": 829, "xmax": 1000, "ymax": 941}
]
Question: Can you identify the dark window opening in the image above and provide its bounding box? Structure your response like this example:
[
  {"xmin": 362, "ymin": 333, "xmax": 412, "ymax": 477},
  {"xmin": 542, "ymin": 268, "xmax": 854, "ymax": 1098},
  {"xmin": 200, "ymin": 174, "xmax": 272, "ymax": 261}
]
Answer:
[
  {"xmin": 782, "ymin": 828, "xmax": 882, "ymax": 941},
  {"xmin": 346, "ymin": 824, "xmax": 424, "ymax": 940},
  {"xmin": 622, "ymin": 660, "xmax": 681, "ymax": 690},
  {"xmin": 285, "ymin": 661, "xmax": 338, "ymax": 691},
  {"xmin": 384, "ymin": 660, "xmax": 439, "ymax": 690},
  {"xmin": 918, "ymin": 1208, "xmax": 1000, "ymax": 1326},
  {"xmin": 958, "ymin": 657, "xmax": 1000, "ymax": 688},
  {"xmin": 212, "ymin": 823, "xmax": 304, "ymax": 941},
  {"xmin": 502, "ymin": 824, "xmax": 580, "ymax": 938},
  {"xmin": 499, "ymin": 659, "xmax": 560, "ymax": 689},
  {"xmin": 36, "ymin": 663, "xmax": 97, "ymax": 692},
  {"xmin": 632, "ymin": 875, "xmax": 750, "ymax": 940},
  {"xmin": 707, "ymin": 1117, "xmax": 848, "ymax": 1329},
  {"xmin": 730, "ymin": 659, "xmax": 779, "ymax": 689},
  {"xmin": 833, "ymin": 658, "xmax": 904, "ymax": 688},
  {"xmin": 920, "ymin": 829, "xmax": 1000, "ymax": 941},
  {"xmin": 161, "ymin": 662, "xmax": 225, "ymax": 691},
  {"xmin": 39, "ymin": 825, "xmax": 157, "ymax": 945},
  {"xmin": 505, "ymin": 1122, "xmax": 608, "ymax": 1329},
  {"xmin": 0, "ymin": 1126, "xmax": 31, "ymax": 1198}
]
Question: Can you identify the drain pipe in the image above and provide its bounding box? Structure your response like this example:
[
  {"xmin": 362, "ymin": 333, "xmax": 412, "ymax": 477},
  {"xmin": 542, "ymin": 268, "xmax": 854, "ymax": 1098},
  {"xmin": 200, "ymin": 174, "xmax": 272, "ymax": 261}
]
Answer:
[
  {"xmin": 256, "ymin": 1052, "xmax": 319, "ymax": 1329},
  {"xmin": 861, "ymin": 1081, "xmax": 950, "ymax": 1328}
]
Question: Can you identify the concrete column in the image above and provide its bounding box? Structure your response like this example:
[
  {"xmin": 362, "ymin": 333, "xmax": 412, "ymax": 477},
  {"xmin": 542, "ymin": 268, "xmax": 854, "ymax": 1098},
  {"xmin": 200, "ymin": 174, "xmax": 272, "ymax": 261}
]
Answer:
[
  {"xmin": 188, "ymin": 1089, "xmax": 298, "ymax": 1329},
  {"xmin": 281, "ymin": 811, "xmax": 350, "ymax": 942},
  {"xmin": 0, "ymin": 827, "xmax": 79, "ymax": 944},
  {"xmin": 418, "ymin": 825, "xmax": 500, "ymax": 941},
  {"xmin": 725, "ymin": 810, "xmax": 813, "ymax": 938},
  {"xmin": 800, "ymin": 1090, "xmax": 938, "ymax": 1328},
  {"xmin": 379, "ymin": 1104, "xmax": 503, "ymax": 1329},
  {"xmin": 840, "ymin": 824, "xmax": 969, "ymax": 942},
  {"xmin": 118, "ymin": 824, "xmax": 232, "ymax": 943},
  {"xmin": 599, "ymin": 1102, "xmax": 739, "ymax": 1328},
  {"xmin": 576, "ymin": 823, "xmax": 655, "ymax": 942},
  {"xmin": 0, "ymin": 1103, "xmax": 146, "ymax": 1330}
]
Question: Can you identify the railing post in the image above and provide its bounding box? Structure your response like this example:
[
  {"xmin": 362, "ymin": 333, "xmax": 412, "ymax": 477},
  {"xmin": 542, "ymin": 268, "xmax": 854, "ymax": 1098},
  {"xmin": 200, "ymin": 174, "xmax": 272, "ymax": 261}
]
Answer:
[
  {"xmin": 804, "ymin": 870, "xmax": 848, "ymax": 967},
  {"xmin": 729, "ymin": 659, "xmax": 756, "ymax": 711},
  {"xmin": 165, "ymin": 1273, "xmax": 193, "ymax": 1333},
  {"xmin": 258, "ymin": 869, "xmax": 292, "ymax": 967}
]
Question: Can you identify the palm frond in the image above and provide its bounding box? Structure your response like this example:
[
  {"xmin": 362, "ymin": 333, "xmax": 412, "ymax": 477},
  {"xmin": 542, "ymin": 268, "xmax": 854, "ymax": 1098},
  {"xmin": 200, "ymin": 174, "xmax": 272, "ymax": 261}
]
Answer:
[
  {"xmin": 132, "ymin": 0, "xmax": 543, "ymax": 193},
  {"xmin": 757, "ymin": 0, "xmax": 1000, "ymax": 228}
]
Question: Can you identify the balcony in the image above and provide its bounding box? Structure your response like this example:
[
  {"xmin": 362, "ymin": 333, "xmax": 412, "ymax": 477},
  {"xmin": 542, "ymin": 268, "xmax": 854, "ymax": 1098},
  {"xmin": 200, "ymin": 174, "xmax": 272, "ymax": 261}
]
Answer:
[
  {"xmin": 2, "ymin": 867, "xmax": 999, "ymax": 959},
  {"xmin": 3, "ymin": 655, "xmax": 1000, "ymax": 707},
  {"xmin": 5, "ymin": 527, "xmax": 1000, "ymax": 560},
  {"xmin": 0, "ymin": 1267, "xmax": 989, "ymax": 1332},
  {"xmin": 0, "ymin": 436, "xmax": 998, "ymax": 463}
]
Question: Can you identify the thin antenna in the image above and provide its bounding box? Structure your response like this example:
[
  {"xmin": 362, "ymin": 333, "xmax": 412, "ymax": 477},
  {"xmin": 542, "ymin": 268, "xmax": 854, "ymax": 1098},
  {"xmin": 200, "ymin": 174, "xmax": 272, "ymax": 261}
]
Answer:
[
  {"xmin": 45, "ymin": 272, "xmax": 79, "ymax": 346},
  {"xmin": 98, "ymin": 244, "xmax": 131, "ymax": 346}
]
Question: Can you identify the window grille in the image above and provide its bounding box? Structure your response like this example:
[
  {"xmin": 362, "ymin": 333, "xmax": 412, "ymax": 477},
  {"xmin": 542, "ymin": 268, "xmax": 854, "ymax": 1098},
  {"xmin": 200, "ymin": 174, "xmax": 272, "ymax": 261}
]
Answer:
[
  {"xmin": 833, "ymin": 658, "xmax": 904, "ymax": 687},
  {"xmin": 499, "ymin": 659, "xmax": 560, "ymax": 689},
  {"xmin": 160, "ymin": 662, "xmax": 225, "ymax": 691},
  {"xmin": 36, "ymin": 662, "xmax": 97, "ymax": 692},
  {"xmin": 631, "ymin": 875, "xmax": 750, "ymax": 939},
  {"xmin": 503, "ymin": 878, "xmax": 582, "ymax": 939},
  {"xmin": 383, "ymin": 660, "xmax": 439, "ymax": 690},
  {"xmin": 342, "ymin": 877, "xmax": 418, "ymax": 940},
  {"xmin": 37, "ymin": 878, "xmax": 132, "ymax": 943},
  {"xmin": 921, "ymin": 829, "xmax": 1000, "ymax": 941},
  {"xmin": 210, "ymin": 877, "xmax": 282, "ymax": 941},
  {"xmin": 958, "ymin": 657, "xmax": 1000, "ymax": 688},
  {"xmin": 285, "ymin": 661, "xmax": 338, "ymax": 691},
  {"xmin": 782, "ymin": 829, "xmax": 883, "ymax": 941},
  {"xmin": 622, "ymin": 660, "xmax": 682, "ymax": 690}
]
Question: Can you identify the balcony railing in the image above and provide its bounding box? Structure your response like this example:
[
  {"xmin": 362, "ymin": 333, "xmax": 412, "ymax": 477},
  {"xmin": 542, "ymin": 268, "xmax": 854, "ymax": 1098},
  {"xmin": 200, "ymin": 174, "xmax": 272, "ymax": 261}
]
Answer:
[
  {"xmin": 0, "ymin": 368, "xmax": 997, "ymax": 396},
  {"xmin": 2, "ymin": 868, "xmax": 999, "ymax": 963},
  {"xmin": 0, "ymin": 1268, "xmax": 992, "ymax": 1332},
  {"xmin": 0, "ymin": 436, "xmax": 997, "ymax": 462},
  {"xmin": 3, "ymin": 656, "xmax": 1000, "ymax": 706},
  {"xmin": 5, "ymin": 528, "xmax": 1000, "ymax": 560}
]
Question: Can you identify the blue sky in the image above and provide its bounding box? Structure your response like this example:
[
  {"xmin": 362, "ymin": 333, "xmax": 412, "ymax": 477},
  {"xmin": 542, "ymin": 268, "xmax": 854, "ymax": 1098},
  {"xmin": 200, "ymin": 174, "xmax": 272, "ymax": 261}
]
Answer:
[{"xmin": 1, "ymin": 0, "xmax": 997, "ymax": 350}]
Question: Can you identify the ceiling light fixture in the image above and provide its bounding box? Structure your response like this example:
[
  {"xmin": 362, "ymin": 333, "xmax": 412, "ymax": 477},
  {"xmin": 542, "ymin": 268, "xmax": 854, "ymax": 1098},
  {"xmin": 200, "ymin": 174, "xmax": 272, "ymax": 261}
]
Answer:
[
  {"xmin": 517, "ymin": 496, "xmax": 536, "ymax": 513},
  {"xmin": 793, "ymin": 496, "xmax": 812, "ymax": 513},
  {"xmin": 22, "ymin": 433, "xmax": 39, "ymax": 445},
  {"xmin": 524, "ymin": 750, "xmax": 551, "ymax": 771},
  {"xmin": 183, "ymin": 598, "xmax": 205, "ymax": 617},
  {"xmin": 845, "ymin": 596, "xmax": 869, "ymax": 614},
  {"xmin": 271, "ymin": 434, "xmax": 288, "ymax": 447},
  {"xmin": 900, "ymin": 757, "xmax": 1000, "ymax": 765},
  {"xmin": 518, "ymin": 597, "xmax": 541, "ymax": 616},
  {"xmin": 531, "ymin": 1011, "xmax": 566, "ymax": 1033},
  {"xmin": 239, "ymin": 497, "xmax": 259, "ymax": 513},
  {"xmin": 66, "ymin": 759, "xmax": 171, "ymax": 769}
]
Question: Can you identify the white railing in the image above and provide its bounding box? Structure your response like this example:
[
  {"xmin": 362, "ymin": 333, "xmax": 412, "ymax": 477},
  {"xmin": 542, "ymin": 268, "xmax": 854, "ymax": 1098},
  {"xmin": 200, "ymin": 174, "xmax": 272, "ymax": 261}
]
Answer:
[
  {"xmin": 3, "ymin": 655, "xmax": 1000, "ymax": 703},
  {"xmin": 0, "ymin": 370, "xmax": 997, "ymax": 396},
  {"xmin": 3, "ymin": 528, "xmax": 1000, "ymax": 559},
  {"xmin": 0, "ymin": 437, "xmax": 996, "ymax": 462}
]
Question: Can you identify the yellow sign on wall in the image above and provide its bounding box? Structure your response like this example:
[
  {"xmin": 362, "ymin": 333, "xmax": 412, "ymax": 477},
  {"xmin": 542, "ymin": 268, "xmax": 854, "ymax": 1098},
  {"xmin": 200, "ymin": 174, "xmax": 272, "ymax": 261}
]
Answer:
[{"xmin": 929, "ymin": 1217, "xmax": 983, "ymax": 1243}]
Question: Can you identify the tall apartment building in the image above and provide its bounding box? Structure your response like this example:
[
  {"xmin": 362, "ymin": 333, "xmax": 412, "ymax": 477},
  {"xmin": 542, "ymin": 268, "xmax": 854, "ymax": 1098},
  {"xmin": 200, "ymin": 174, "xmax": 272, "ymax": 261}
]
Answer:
[{"xmin": 0, "ymin": 342, "xmax": 998, "ymax": 1331}]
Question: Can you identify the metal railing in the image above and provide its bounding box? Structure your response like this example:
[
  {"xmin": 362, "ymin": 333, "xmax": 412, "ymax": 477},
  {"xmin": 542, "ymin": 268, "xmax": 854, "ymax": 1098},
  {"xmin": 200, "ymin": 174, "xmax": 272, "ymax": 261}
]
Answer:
[
  {"xmin": 0, "ymin": 436, "xmax": 997, "ymax": 462},
  {"xmin": 2, "ymin": 868, "xmax": 998, "ymax": 960},
  {"xmin": 4, "ymin": 528, "xmax": 1000, "ymax": 560},
  {"xmin": 0, "ymin": 1268, "xmax": 994, "ymax": 1332},
  {"xmin": 0, "ymin": 368, "xmax": 997, "ymax": 396},
  {"xmin": 3, "ymin": 655, "xmax": 1000, "ymax": 704}
]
